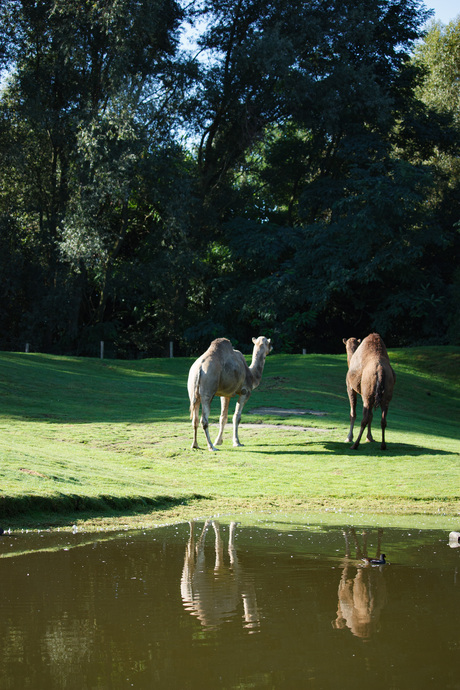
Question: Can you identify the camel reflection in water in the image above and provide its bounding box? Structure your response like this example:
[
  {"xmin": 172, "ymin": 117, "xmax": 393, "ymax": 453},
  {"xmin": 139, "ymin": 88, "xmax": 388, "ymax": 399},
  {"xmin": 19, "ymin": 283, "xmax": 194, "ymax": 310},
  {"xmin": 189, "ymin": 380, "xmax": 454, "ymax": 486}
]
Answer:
[
  {"xmin": 332, "ymin": 528, "xmax": 387, "ymax": 639},
  {"xmin": 181, "ymin": 520, "xmax": 260, "ymax": 632}
]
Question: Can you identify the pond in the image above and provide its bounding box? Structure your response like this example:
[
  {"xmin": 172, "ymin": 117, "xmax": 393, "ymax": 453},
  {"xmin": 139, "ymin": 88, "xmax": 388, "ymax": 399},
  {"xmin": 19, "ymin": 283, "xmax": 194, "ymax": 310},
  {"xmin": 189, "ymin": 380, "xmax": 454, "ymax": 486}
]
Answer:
[{"xmin": 0, "ymin": 516, "xmax": 459, "ymax": 689}]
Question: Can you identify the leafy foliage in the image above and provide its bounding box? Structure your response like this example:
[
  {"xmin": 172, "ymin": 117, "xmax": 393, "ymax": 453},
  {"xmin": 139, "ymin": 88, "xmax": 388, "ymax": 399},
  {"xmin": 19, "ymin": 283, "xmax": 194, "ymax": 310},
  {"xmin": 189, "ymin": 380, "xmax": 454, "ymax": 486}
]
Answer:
[{"xmin": 0, "ymin": 0, "xmax": 458, "ymax": 356}]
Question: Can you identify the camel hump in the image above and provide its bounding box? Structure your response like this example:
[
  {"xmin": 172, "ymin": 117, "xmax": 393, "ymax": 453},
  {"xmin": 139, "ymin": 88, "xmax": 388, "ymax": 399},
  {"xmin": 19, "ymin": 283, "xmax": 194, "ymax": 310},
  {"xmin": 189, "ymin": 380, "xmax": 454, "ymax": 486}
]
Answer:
[
  {"xmin": 348, "ymin": 333, "xmax": 389, "ymax": 371},
  {"xmin": 203, "ymin": 337, "xmax": 233, "ymax": 356},
  {"xmin": 199, "ymin": 339, "xmax": 237, "ymax": 368},
  {"xmin": 361, "ymin": 333, "xmax": 389, "ymax": 359},
  {"xmin": 213, "ymin": 337, "xmax": 232, "ymax": 346},
  {"xmin": 207, "ymin": 339, "xmax": 247, "ymax": 368}
]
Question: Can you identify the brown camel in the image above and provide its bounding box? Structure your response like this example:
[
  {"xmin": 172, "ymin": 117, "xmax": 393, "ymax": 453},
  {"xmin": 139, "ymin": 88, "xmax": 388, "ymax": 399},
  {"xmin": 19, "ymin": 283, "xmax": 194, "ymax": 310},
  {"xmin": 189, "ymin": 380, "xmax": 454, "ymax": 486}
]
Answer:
[
  {"xmin": 343, "ymin": 333, "xmax": 396, "ymax": 450},
  {"xmin": 332, "ymin": 528, "xmax": 387, "ymax": 639},
  {"xmin": 188, "ymin": 336, "xmax": 272, "ymax": 451}
]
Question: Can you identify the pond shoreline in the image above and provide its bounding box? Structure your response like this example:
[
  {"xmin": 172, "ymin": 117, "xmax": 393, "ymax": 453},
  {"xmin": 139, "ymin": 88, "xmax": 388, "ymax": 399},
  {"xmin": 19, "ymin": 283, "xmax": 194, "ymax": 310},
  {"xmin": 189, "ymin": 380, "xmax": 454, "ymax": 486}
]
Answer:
[{"xmin": 2, "ymin": 496, "xmax": 459, "ymax": 533}]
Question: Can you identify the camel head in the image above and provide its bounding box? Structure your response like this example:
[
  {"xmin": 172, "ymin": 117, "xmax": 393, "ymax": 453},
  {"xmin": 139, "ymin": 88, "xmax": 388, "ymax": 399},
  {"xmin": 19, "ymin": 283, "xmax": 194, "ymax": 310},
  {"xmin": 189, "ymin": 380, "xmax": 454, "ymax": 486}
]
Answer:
[
  {"xmin": 343, "ymin": 337, "xmax": 360, "ymax": 354},
  {"xmin": 252, "ymin": 336, "xmax": 273, "ymax": 357},
  {"xmin": 343, "ymin": 337, "xmax": 361, "ymax": 366}
]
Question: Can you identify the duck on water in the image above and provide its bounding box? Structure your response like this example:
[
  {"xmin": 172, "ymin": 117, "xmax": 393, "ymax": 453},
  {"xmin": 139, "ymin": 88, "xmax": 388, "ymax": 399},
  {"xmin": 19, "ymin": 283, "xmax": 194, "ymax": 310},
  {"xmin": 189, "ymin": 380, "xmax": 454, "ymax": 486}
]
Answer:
[{"xmin": 363, "ymin": 554, "xmax": 386, "ymax": 566}]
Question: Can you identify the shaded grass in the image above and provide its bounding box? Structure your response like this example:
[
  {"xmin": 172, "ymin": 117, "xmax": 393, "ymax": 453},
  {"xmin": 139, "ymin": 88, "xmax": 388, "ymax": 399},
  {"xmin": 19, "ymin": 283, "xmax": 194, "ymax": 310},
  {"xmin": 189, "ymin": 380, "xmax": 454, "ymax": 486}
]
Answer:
[{"xmin": 0, "ymin": 346, "xmax": 459, "ymax": 528}]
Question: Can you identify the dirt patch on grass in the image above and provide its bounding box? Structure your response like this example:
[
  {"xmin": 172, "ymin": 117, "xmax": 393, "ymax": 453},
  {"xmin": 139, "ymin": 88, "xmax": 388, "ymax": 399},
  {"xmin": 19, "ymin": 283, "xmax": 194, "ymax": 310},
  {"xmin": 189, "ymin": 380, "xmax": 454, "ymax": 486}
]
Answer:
[
  {"xmin": 20, "ymin": 468, "xmax": 49, "ymax": 479},
  {"xmin": 249, "ymin": 407, "xmax": 328, "ymax": 417},
  {"xmin": 246, "ymin": 407, "xmax": 329, "ymax": 431},
  {"xmin": 241, "ymin": 423, "xmax": 328, "ymax": 433}
]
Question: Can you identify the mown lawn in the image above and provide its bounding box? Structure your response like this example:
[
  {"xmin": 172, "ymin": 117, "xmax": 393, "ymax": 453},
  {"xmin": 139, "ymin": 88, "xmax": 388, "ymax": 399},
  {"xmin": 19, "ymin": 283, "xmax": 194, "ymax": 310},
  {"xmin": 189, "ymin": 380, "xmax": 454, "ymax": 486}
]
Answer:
[{"xmin": 0, "ymin": 346, "xmax": 459, "ymax": 529}]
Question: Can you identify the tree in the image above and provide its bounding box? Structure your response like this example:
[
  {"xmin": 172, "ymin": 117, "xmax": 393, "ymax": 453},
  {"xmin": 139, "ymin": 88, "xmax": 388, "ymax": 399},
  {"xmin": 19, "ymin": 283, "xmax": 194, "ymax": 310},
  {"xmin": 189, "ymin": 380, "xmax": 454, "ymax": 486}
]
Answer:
[
  {"xmin": 413, "ymin": 18, "xmax": 460, "ymax": 118},
  {"xmin": 0, "ymin": 0, "xmax": 189, "ymax": 353},
  {"xmin": 2, "ymin": 0, "xmax": 457, "ymax": 355},
  {"xmin": 410, "ymin": 18, "xmax": 460, "ymax": 344},
  {"xmin": 183, "ymin": 0, "xmax": 440, "ymax": 350}
]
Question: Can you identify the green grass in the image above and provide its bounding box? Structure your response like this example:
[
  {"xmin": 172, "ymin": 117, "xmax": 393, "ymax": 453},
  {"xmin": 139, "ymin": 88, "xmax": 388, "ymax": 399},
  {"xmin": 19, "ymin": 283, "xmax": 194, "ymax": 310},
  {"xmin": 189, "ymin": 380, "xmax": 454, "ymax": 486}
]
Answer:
[{"xmin": 0, "ymin": 347, "xmax": 459, "ymax": 529}]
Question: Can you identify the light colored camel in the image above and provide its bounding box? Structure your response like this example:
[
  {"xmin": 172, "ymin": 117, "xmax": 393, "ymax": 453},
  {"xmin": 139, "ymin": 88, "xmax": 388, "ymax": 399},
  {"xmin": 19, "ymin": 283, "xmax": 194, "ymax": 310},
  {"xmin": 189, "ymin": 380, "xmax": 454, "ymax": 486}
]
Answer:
[
  {"xmin": 181, "ymin": 520, "xmax": 260, "ymax": 631},
  {"xmin": 343, "ymin": 333, "xmax": 396, "ymax": 450},
  {"xmin": 188, "ymin": 336, "xmax": 272, "ymax": 451}
]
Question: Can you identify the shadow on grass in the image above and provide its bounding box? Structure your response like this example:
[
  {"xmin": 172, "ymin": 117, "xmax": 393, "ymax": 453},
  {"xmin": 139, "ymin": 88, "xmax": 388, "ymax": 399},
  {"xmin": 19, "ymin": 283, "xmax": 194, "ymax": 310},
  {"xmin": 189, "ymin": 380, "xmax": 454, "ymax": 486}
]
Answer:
[
  {"xmin": 251, "ymin": 441, "xmax": 457, "ymax": 457},
  {"xmin": 321, "ymin": 441, "xmax": 458, "ymax": 457},
  {"xmin": 0, "ymin": 492, "xmax": 209, "ymax": 522}
]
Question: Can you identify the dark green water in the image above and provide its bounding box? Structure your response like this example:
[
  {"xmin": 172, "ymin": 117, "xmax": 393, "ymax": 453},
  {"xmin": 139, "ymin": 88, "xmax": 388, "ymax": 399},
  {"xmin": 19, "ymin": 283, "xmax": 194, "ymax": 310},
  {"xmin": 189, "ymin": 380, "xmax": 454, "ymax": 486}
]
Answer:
[{"xmin": 0, "ymin": 518, "xmax": 459, "ymax": 689}]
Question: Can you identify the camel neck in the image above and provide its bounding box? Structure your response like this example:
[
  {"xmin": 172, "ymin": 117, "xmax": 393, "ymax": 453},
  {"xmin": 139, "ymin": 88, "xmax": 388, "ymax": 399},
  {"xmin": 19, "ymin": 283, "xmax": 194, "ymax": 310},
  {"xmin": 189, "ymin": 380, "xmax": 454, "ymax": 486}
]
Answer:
[{"xmin": 249, "ymin": 349, "xmax": 267, "ymax": 387}]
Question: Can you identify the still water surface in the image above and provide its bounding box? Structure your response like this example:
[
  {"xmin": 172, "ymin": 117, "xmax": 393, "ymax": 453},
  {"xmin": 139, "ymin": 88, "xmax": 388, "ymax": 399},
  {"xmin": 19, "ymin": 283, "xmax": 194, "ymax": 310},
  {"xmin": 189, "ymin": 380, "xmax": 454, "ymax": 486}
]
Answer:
[{"xmin": 0, "ymin": 517, "xmax": 459, "ymax": 689}]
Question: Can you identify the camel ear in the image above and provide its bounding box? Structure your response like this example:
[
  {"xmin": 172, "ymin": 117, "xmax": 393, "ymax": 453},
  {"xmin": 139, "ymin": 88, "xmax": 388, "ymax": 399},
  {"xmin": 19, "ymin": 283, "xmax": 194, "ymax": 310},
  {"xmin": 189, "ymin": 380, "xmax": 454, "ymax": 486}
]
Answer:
[
  {"xmin": 358, "ymin": 339, "xmax": 361, "ymax": 343},
  {"xmin": 342, "ymin": 338, "xmax": 347, "ymax": 344},
  {"xmin": 252, "ymin": 337, "xmax": 257, "ymax": 344}
]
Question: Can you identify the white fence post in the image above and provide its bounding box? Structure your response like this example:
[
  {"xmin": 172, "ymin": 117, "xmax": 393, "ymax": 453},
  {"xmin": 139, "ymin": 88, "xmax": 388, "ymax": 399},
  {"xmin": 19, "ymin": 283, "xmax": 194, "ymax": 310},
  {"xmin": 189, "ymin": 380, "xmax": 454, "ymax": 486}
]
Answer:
[{"xmin": 100, "ymin": 341, "xmax": 104, "ymax": 359}]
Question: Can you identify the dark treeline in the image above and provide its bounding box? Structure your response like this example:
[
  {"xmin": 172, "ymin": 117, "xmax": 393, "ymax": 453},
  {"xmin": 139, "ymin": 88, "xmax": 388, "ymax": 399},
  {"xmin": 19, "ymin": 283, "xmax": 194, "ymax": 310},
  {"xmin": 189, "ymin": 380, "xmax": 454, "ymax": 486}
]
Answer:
[{"xmin": 0, "ymin": 0, "xmax": 459, "ymax": 357}]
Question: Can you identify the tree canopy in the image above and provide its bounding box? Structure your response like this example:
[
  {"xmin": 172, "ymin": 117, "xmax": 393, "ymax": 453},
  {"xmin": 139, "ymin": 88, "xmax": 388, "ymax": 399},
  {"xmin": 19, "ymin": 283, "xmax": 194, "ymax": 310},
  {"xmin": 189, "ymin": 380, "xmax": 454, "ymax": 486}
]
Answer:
[{"xmin": 0, "ymin": 0, "xmax": 458, "ymax": 355}]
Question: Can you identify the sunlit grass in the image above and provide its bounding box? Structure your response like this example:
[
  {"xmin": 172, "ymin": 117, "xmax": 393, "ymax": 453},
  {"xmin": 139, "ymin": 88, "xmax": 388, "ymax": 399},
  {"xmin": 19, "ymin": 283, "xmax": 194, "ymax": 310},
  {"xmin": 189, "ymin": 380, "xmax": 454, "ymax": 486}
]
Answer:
[{"xmin": 0, "ymin": 346, "xmax": 458, "ymax": 528}]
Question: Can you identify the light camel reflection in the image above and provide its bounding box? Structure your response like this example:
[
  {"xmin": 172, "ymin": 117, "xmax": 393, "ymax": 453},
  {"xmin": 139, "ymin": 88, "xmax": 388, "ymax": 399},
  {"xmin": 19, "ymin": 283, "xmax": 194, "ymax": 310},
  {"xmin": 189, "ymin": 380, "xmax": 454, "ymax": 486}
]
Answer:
[
  {"xmin": 181, "ymin": 520, "xmax": 260, "ymax": 632},
  {"xmin": 332, "ymin": 528, "xmax": 387, "ymax": 639}
]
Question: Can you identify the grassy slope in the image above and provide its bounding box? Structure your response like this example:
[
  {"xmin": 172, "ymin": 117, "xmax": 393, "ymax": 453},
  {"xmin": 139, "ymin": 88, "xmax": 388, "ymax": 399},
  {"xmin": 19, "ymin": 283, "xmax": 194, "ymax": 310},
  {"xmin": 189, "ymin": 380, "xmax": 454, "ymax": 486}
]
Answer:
[{"xmin": 0, "ymin": 347, "xmax": 459, "ymax": 527}]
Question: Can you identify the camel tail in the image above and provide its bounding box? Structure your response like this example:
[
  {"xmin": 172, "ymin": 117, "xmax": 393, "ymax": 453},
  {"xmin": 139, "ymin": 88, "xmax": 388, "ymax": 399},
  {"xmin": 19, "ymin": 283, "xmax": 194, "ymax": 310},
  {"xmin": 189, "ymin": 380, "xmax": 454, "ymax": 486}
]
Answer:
[
  {"xmin": 374, "ymin": 368, "xmax": 385, "ymax": 409},
  {"xmin": 189, "ymin": 365, "xmax": 202, "ymax": 418}
]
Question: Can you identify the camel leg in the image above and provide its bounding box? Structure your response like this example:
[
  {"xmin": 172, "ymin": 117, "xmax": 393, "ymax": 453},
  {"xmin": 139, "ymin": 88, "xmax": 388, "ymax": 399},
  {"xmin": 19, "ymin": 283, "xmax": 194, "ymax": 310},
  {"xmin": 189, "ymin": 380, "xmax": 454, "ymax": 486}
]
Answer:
[
  {"xmin": 194, "ymin": 521, "xmax": 210, "ymax": 574},
  {"xmin": 180, "ymin": 522, "xmax": 196, "ymax": 603},
  {"xmin": 342, "ymin": 529, "xmax": 352, "ymax": 558},
  {"xmin": 351, "ymin": 405, "xmax": 370, "ymax": 450},
  {"xmin": 214, "ymin": 396, "xmax": 230, "ymax": 447},
  {"xmin": 228, "ymin": 521, "xmax": 238, "ymax": 565},
  {"xmin": 366, "ymin": 408, "xmax": 375, "ymax": 442},
  {"xmin": 380, "ymin": 405, "xmax": 388, "ymax": 450},
  {"xmin": 345, "ymin": 386, "xmax": 357, "ymax": 443},
  {"xmin": 200, "ymin": 397, "xmax": 218, "ymax": 451},
  {"xmin": 191, "ymin": 399, "xmax": 201, "ymax": 449},
  {"xmin": 212, "ymin": 521, "xmax": 223, "ymax": 570},
  {"xmin": 232, "ymin": 393, "xmax": 250, "ymax": 447}
]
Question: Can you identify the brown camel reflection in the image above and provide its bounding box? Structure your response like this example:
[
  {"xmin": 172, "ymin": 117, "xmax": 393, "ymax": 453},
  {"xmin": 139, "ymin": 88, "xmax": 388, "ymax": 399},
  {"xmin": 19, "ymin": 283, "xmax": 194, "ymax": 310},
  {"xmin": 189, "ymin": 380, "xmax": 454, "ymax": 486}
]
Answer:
[
  {"xmin": 332, "ymin": 528, "xmax": 387, "ymax": 639},
  {"xmin": 181, "ymin": 520, "xmax": 260, "ymax": 632}
]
